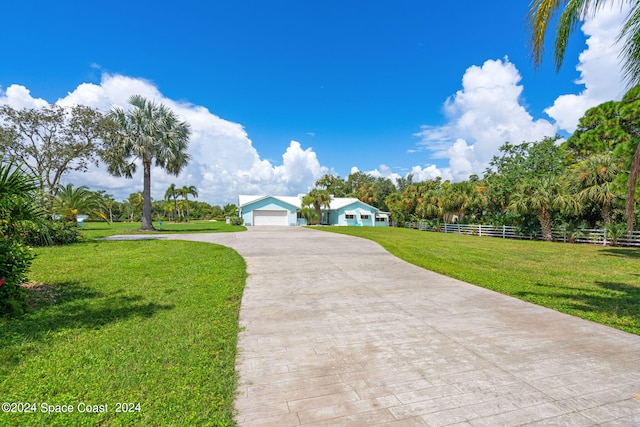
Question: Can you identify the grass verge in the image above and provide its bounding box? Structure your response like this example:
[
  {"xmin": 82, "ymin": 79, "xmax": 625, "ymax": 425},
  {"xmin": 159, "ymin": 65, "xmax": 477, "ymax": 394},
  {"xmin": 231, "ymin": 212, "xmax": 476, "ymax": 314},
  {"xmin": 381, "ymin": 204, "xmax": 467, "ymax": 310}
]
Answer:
[
  {"xmin": 318, "ymin": 226, "xmax": 640, "ymax": 335},
  {"xmin": 80, "ymin": 221, "xmax": 246, "ymax": 239},
  {"xmin": 1, "ymin": 239, "xmax": 246, "ymax": 426}
]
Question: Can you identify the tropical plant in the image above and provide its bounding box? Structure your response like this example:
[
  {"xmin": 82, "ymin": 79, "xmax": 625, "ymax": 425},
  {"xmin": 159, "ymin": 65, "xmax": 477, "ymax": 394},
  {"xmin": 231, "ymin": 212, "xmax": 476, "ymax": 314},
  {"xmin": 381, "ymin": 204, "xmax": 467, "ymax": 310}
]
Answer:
[
  {"xmin": 569, "ymin": 153, "xmax": 621, "ymax": 225},
  {"xmin": 302, "ymin": 189, "xmax": 331, "ymax": 225},
  {"xmin": 618, "ymin": 85, "xmax": 640, "ymax": 233},
  {"xmin": 53, "ymin": 183, "xmax": 107, "ymax": 222},
  {"xmin": 527, "ymin": 0, "xmax": 640, "ymax": 86},
  {"xmin": 0, "ymin": 162, "xmax": 39, "ymax": 316},
  {"xmin": 102, "ymin": 95, "xmax": 191, "ymax": 231},
  {"xmin": 605, "ymin": 222, "xmax": 628, "ymax": 246},
  {"xmin": 179, "ymin": 185, "xmax": 198, "ymax": 222},
  {"xmin": 508, "ymin": 176, "xmax": 580, "ymax": 241},
  {"xmin": 165, "ymin": 183, "xmax": 179, "ymax": 222},
  {"xmin": 300, "ymin": 206, "xmax": 318, "ymax": 225},
  {"xmin": 0, "ymin": 162, "xmax": 44, "ymax": 239}
]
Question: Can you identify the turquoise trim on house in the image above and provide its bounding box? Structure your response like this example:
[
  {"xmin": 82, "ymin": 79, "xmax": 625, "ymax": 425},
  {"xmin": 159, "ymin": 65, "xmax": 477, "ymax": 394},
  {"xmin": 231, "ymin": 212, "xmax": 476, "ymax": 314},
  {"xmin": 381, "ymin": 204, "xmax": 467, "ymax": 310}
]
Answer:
[{"xmin": 238, "ymin": 194, "xmax": 389, "ymax": 227}]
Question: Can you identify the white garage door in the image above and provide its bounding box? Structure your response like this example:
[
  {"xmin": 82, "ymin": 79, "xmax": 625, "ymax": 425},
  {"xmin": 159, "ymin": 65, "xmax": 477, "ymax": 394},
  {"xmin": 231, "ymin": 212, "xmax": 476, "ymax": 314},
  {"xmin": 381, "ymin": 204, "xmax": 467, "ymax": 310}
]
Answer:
[{"xmin": 253, "ymin": 210, "xmax": 288, "ymax": 226}]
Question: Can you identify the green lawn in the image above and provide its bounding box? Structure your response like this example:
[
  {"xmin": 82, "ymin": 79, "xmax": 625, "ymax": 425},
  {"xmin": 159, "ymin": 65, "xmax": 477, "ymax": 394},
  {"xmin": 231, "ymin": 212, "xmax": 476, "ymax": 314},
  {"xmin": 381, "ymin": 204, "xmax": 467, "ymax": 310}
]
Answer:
[
  {"xmin": 1, "ymin": 237, "xmax": 246, "ymax": 426},
  {"xmin": 318, "ymin": 226, "xmax": 640, "ymax": 335},
  {"xmin": 80, "ymin": 220, "xmax": 246, "ymax": 239}
]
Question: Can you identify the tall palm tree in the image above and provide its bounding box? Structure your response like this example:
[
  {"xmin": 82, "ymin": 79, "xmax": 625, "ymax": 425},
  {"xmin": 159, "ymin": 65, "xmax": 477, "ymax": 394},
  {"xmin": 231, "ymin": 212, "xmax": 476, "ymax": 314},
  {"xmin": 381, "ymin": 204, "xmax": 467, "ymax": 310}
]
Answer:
[
  {"xmin": 527, "ymin": 0, "xmax": 640, "ymax": 86},
  {"xmin": 508, "ymin": 176, "xmax": 580, "ymax": 241},
  {"xmin": 618, "ymin": 85, "xmax": 640, "ymax": 233},
  {"xmin": 179, "ymin": 185, "xmax": 198, "ymax": 222},
  {"xmin": 302, "ymin": 189, "xmax": 331, "ymax": 225},
  {"xmin": 102, "ymin": 95, "xmax": 191, "ymax": 231},
  {"xmin": 569, "ymin": 153, "xmax": 621, "ymax": 225},
  {"xmin": 164, "ymin": 183, "xmax": 179, "ymax": 222}
]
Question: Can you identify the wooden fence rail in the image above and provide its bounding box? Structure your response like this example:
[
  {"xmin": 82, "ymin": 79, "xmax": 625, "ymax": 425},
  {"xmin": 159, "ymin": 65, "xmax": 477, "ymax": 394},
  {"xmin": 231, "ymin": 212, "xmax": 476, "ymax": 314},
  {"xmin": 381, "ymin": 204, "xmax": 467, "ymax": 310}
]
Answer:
[{"xmin": 403, "ymin": 222, "xmax": 640, "ymax": 247}]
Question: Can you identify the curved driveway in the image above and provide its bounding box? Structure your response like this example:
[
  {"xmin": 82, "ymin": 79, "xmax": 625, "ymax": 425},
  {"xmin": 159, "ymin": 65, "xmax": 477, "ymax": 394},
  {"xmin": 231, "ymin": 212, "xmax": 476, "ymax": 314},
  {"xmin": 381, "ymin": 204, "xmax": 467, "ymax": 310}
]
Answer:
[{"xmin": 165, "ymin": 227, "xmax": 640, "ymax": 426}]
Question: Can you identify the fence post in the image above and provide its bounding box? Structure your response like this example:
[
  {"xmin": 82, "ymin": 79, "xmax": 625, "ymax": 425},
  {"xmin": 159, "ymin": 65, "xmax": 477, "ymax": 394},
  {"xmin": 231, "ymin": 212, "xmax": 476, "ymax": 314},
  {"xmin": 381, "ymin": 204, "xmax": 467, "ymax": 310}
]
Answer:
[{"xmin": 479, "ymin": 224, "xmax": 482, "ymax": 236}]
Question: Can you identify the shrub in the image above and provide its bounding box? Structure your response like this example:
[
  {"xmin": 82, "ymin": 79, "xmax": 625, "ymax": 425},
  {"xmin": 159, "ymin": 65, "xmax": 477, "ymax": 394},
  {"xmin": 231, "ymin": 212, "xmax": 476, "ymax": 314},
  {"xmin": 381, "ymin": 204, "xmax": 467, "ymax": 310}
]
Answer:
[
  {"xmin": 0, "ymin": 238, "xmax": 34, "ymax": 316},
  {"xmin": 228, "ymin": 216, "xmax": 244, "ymax": 226},
  {"xmin": 20, "ymin": 219, "xmax": 82, "ymax": 246}
]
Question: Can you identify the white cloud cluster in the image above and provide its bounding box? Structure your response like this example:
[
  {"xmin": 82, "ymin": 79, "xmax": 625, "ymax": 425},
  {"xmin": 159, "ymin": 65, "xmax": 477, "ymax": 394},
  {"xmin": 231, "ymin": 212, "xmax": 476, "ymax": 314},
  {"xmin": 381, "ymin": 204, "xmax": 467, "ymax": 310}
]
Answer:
[
  {"xmin": 352, "ymin": 164, "xmax": 442, "ymax": 185},
  {"xmin": 415, "ymin": 4, "xmax": 629, "ymax": 181},
  {"xmin": 0, "ymin": 74, "xmax": 327, "ymax": 205},
  {"xmin": 416, "ymin": 57, "xmax": 558, "ymax": 181},
  {"xmin": 545, "ymin": 4, "xmax": 628, "ymax": 131}
]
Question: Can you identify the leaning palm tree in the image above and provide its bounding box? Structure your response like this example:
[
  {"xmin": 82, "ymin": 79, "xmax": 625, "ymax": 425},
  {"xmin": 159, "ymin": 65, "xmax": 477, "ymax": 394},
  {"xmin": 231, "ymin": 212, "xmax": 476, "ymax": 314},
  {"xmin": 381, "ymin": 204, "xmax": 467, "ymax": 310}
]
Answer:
[
  {"xmin": 179, "ymin": 185, "xmax": 198, "ymax": 222},
  {"xmin": 508, "ymin": 176, "xmax": 580, "ymax": 241},
  {"xmin": 527, "ymin": 0, "xmax": 640, "ymax": 86},
  {"xmin": 102, "ymin": 95, "xmax": 191, "ymax": 231}
]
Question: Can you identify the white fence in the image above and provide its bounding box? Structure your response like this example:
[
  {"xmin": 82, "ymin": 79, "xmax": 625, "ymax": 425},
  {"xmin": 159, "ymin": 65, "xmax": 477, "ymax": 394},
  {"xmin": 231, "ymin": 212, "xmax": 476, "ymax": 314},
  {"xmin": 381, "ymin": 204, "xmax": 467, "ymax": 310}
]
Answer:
[{"xmin": 403, "ymin": 222, "xmax": 640, "ymax": 247}]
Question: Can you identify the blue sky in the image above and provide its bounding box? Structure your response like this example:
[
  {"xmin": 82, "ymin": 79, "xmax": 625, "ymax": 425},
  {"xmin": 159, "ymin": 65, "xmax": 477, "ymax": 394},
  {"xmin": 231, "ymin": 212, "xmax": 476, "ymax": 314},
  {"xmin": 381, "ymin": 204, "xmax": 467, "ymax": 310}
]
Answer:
[{"xmin": 0, "ymin": 1, "xmax": 629, "ymax": 204}]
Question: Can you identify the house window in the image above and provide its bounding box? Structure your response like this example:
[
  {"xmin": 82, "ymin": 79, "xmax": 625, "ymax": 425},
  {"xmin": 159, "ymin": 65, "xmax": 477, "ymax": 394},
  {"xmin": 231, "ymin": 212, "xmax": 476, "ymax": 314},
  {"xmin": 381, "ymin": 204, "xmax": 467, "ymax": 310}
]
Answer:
[
  {"xmin": 361, "ymin": 214, "xmax": 370, "ymax": 220},
  {"xmin": 345, "ymin": 214, "xmax": 355, "ymax": 220},
  {"xmin": 376, "ymin": 216, "xmax": 387, "ymax": 222}
]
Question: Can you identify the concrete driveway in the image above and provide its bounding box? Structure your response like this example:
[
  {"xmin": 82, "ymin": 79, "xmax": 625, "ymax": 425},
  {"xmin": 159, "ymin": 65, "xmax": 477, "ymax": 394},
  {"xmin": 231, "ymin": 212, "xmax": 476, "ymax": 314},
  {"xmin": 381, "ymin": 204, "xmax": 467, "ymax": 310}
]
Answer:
[{"xmin": 160, "ymin": 227, "xmax": 640, "ymax": 426}]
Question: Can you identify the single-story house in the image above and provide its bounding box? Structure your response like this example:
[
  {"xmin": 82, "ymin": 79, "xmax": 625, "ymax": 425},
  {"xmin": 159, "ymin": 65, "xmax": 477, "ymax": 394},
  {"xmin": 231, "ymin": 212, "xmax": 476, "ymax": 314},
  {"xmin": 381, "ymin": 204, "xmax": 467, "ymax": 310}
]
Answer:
[{"xmin": 238, "ymin": 195, "xmax": 389, "ymax": 227}]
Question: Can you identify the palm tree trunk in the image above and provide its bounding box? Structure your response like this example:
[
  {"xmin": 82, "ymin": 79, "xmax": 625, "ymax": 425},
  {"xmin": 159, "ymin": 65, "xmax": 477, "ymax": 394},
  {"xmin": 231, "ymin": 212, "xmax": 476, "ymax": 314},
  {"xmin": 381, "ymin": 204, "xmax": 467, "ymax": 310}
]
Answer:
[
  {"xmin": 172, "ymin": 197, "xmax": 177, "ymax": 222},
  {"xmin": 625, "ymin": 143, "xmax": 640, "ymax": 234},
  {"xmin": 141, "ymin": 159, "xmax": 155, "ymax": 231},
  {"xmin": 537, "ymin": 209, "xmax": 553, "ymax": 241},
  {"xmin": 314, "ymin": 203, "xmax": 322, "ymax": 225},
  {"xmin": 602, "ymin": 200, "xmax": 612, "ymax": 226}
]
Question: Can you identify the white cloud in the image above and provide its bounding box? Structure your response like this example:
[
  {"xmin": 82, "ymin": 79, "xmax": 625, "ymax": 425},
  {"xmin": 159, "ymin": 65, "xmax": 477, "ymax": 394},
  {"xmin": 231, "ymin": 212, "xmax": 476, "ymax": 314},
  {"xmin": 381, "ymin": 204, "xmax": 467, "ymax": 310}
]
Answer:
[
  {"xmin": 416, "ymin": 57, "xmax": 557, "ymax": 181},
  {"xmin": 349, "ymin": 163, "xmax": 442, "ymax": 185},
  {"xmin": 1, "ymin": 74, "xmax": 327, "ymax": 205},
  {"xmin": 414, "ymin": 4, "xmax": 629, "ymax": 182},
  {"xmin": 545, "ymin": 3, "xmax": 629, "ymax": 132},
  {"xmin": 0, "ymin": 84, "xmax": 49, "ymax": 109}
]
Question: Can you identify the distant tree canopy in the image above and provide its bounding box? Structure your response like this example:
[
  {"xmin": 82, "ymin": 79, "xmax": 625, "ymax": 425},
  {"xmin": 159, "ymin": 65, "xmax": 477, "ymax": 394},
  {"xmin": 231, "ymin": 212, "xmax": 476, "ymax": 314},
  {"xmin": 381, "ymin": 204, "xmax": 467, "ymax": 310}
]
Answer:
[{"xmin": 0, "ymin": 104, "xmax": 112, "ymax": 197}]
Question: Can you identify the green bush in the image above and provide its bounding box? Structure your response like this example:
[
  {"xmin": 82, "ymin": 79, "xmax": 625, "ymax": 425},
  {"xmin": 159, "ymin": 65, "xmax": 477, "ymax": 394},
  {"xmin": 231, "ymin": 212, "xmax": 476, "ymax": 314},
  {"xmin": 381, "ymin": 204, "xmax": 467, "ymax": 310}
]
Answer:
[
  {"xmin": 0, "ymin": 238, "xmax": 34, "ymax": 316},
  {"xmin": 228, "ymin": 216, "xmax": 244, "ymax": 226},
  {"xmin": 21, "ymin": 219, "xmax": 82, "ymax": 246}
]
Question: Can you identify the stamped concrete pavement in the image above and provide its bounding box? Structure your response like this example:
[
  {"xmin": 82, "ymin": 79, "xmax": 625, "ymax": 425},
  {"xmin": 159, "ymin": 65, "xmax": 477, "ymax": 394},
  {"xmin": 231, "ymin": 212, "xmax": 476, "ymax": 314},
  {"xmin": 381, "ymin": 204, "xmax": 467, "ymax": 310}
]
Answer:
[{"xmin": 161, "ymin": 227, "xmax": 639, "ymax": 426}]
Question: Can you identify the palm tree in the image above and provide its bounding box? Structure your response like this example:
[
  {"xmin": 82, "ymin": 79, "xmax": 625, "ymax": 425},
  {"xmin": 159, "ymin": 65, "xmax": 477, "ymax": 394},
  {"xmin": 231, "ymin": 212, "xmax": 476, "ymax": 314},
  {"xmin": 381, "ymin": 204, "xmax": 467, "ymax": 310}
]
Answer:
[
  {"xmin": 125, "ymin": 192, "xmax": 144, "ymax": 222},
  {"xmin": 618, "ymin": 85, "xmax": 640, "ymax": 233},
  {"xmin": 0, "ymin": 161, "xmax": 43, "ymax": 239},
  {"xmin": 357, "ymin": 183, "xmax": 377, "ymax": 206},
  {"xmin": 165, "ymin": 183, "xmax": 179, "ymax": 222},
  {"xmin": 179, "ymin": 185, "xmax": 198, "ymax": 222},
  {"xmin": 53, "ymin": 184, "xmax": 107, "ymax": 222},
  {"xmin": 302, "ymin": 189, "xmax": 331, "ymax": 225},
  {"xmin": 508, "ymin": 176, "xmax": 580, "ymax": 241},
  {"xmin": 569, "ymin": 153, "xmax": 621, "ymax": 225},
  {"xmin": 527, "ymin": 0, "xmax": 640, "ymax": 86},
  {"xmin": 102, "ymin": 95, "xmax": 191, "ymax": 231}
]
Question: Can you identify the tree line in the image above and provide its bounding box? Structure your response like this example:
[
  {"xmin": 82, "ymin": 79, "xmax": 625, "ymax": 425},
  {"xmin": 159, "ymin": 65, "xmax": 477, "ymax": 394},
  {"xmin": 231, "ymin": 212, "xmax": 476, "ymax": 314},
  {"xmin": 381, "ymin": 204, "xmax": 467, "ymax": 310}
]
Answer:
[{"xmin": 302, "ymin": 86, "xmax": 640, "ymax": 240}]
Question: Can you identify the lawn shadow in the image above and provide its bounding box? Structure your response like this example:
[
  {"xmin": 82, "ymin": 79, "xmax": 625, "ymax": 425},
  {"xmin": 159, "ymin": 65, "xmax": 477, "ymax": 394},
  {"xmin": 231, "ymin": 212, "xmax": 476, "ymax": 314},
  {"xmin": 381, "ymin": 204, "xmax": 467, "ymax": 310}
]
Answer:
[
  {"xmin": 601, "ymin": 248, "xmax": 640, "ymax": 259},
  {"xmin": 515, "ymin": 280, "xmax": 640, "ymax": 334},
  {"xmin": 1, "ymin": 281, "xmax": 174, "ymax": 370}
]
